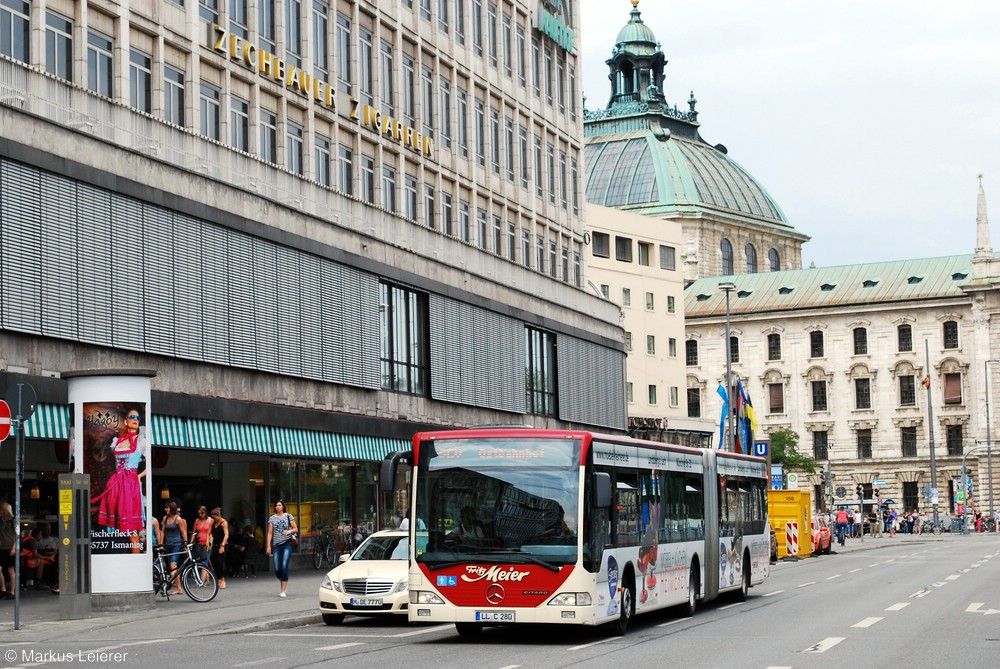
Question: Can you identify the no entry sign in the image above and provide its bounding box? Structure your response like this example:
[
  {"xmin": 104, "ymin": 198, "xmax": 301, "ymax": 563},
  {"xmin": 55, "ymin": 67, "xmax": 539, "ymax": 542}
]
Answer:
[{"xmin": 0, "ymin": 400, "xmax": 10, "ymax": 441}]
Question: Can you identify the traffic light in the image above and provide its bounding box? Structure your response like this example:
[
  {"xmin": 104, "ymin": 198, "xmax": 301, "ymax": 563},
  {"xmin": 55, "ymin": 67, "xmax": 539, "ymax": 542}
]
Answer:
[
  {"xmin": 856, "ymin": 484, "xmax": 863, "ymax": 498},
  {"xmin": 874, "ymin": 488, "xmax": 880, "ymax": 498}
]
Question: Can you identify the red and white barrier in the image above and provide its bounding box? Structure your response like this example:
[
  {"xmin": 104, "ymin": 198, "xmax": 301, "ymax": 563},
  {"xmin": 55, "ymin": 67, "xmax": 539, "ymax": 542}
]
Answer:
[{"xmin": 785, "ymin": 521, "xmax": 799, "ymax": 556}]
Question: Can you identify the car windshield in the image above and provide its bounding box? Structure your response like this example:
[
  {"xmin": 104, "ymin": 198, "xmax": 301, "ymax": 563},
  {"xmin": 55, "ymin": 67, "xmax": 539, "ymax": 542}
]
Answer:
[
  {"xmin": 350, "ymin": 535, "xmax": 408, "ymax": 561},
  {"xmin": 413, "ymin": 436, "xmax": 581, "ymax": 567}
]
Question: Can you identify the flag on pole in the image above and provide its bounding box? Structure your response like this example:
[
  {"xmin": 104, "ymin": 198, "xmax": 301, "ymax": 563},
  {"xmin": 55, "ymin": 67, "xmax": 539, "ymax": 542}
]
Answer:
[{"xmin": 716, "ymin": 384, "xmax": 728, "ymax": 449}]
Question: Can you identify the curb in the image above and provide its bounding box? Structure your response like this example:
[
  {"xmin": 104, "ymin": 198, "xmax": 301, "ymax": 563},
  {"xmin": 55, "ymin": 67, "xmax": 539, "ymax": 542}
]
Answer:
[{"xmin": 214, "ymin": 613, "xmax": 324, "ymax": 635}]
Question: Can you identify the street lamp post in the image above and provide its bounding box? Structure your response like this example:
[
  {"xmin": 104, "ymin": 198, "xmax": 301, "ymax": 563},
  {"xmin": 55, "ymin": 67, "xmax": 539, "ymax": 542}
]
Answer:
[
  {"xmin": 925, "ymin": 340, "xmax": 939, "ymax": 530},
  {"xmin": 985, "ymin": 360, "xmax": 998, "ymax": 523},
  {"xmin": 719, "ymin": 281, "xmax": 736, "ymax": 452}
]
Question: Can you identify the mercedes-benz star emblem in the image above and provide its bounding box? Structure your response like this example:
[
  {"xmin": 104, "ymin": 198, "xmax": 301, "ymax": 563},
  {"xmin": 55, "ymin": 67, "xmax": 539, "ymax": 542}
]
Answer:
[{"xmin": 485, "ymin": 583, "xmax": 505, "ymax": 605}]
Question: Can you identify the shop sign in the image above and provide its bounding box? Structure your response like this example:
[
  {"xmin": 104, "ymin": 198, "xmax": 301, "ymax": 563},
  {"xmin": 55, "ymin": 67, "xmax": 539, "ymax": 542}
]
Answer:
[{"xmin": 534, "ymin": 0, "xmax": 575, "ymax": 54}]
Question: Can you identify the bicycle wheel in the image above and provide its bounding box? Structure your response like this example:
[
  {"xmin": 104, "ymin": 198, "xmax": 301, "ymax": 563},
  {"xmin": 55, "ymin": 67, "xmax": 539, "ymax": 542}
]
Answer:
[
  {"xmin": 181, "ymin": 563, "xmax": 219, "ymax": 602},
  {"xmin": 312, "ymin": 543, "xmax": 324, "ymax": 570}
]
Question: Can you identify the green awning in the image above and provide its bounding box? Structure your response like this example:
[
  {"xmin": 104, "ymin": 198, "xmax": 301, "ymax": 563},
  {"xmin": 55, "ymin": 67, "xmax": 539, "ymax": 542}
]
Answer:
[
  {"xmin": 20, "ymin": 405, "xmax": 403, "ymax": 462},
  {"xmin": 23, "ymin": 403, "xmax": 69, "ymax": 440}
]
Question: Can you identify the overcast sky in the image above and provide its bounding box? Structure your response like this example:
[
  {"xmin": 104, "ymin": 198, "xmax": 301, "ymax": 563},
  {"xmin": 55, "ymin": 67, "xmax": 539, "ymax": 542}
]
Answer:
[{"xmin": 579, "ymin": 0, "xmax": 1000, "ymax": 269}]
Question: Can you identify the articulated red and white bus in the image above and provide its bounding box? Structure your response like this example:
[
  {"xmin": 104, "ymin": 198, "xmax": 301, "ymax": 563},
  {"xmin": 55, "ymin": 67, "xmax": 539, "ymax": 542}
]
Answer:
[{"xmin": 380, "ymin": 428, "xmax": 769, "ymax": 636}]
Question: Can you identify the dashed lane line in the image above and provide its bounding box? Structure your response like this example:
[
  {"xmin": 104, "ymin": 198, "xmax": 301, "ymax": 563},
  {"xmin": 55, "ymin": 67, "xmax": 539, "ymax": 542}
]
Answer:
[
  {"xmin": 803, "ymin": 637, "xmax": 845, "ymax": 653},
  {"xmin": 314, "ymin": 642, "xmax": 366, "ymax": 651},
  {"xmin": 885, "ymin": 603, "xmax": 910, "ymax": 611},
  {"xmin": 851, "ymin": 617, "xmax": 883, "ymax": 628}
]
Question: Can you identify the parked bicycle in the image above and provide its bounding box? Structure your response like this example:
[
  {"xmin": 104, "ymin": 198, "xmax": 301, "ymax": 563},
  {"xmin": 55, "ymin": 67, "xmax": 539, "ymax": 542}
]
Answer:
[
  {"xmin": 153, "ymin": 542, "xmax": 219, "ymax": 602},
  {"xmin": 311, "ymin": 527, "xmax": 338, "ymax": 570}
]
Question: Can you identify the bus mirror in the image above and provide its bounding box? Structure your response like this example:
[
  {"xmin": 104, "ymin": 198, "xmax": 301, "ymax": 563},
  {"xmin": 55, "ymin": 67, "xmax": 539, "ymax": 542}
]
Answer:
[
  {"xmin": 592, "ymin": 472, "xmax": 612, "ymax": 508},
  {"xmin": 380, "ymin": 450, "xmax": 412, "ymax": 493}
]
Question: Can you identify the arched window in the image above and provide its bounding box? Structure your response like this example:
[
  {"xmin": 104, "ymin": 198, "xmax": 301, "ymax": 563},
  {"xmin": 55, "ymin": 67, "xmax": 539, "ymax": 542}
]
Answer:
[
  {"xmin": 942, "ymin": 320, "xmax": 959, "ymax": 349},
  {"xmin": 685, "ymin": 340, "xmax": 698, "ymax": 366},
  {"xmin": 897, "ymin": 324, "xmax": 913, "ymax": 352},
  {"xmin": 745, "ymin": 243, "xmax": 757, "ymax": 273},
  {"xmin": 720, "ymin": 238, "xmax": 733, "ymax": 275},
  {"xmin": 768, "ymin": 248, "xmax": 780, "ymax": 272}
]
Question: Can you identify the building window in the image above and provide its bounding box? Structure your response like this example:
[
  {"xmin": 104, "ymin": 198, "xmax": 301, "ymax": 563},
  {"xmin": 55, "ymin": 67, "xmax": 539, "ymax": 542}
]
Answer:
[
  {"xmin": 380, "ymin": 41, "xmax": 394, "ymax": 117},
  {"xmin": 441, "ymin": 78, "xmax": 452, "ymax": 148},
  {"xmin": 899, "ymin": 375, "xmax": 916, "ymax": 406},
  {"xmin": 87, "ymin": 30, "xmax": 114, "ymax": 97},
  {"xmin": 474, "ymin": 98, "xmax": 486, "ymax": 165},
  {"xmin": 768, "ymin": 248, "xmax": 780, "ymax": 271},
  {"xmin": 231, "ymin": 96, "xmax": 250, "ymax": 152},
  {"xmin": 311, "ymin": 0, "xmax": 328, "ymax": 80},
  {"xmin": 721, "ymin": 238, "xmax": 733, "ymax": 275},
  {"xmin": 445, "ymin": 195, "xmax": 456, "ymax": 237},
  {"xmin": 943, "ymin": 320, "xmax": 959, "ymax": 349},
  {"xmin": 424, "ymin": 185, "xmax": 435, "ymax": 230},
  {"xmin": 199, "ymin": 82, "xmax": 221, "ymax": 141},
  {"xmin": 0, "ymin": 0, "xmax": 29, "ymax": 63},
  {"xmin": 403, "ymin": 174, "xmax": 417, "ymax": 222},
  {"xmin": 314, "ymin": 134, "xmax": 331, "ymax": 186},
  {"xmin": 645, "ymin": 292, "xmax": 654, "ymax": 311},
  {"xmin": 811, "ymin": 380, "xmax": 828, "ymax": 412},
  {"xmin": 592, "ymin": 232, "xmax": 610, "ymax": 258},
  {"xmin": 45, "ymin": 12, "xmax": 73, "ymax": 82},
  {"xmin": 898, "ymin": 324, "xmax": 913, "ymax": 352},
  {"xmin": 659, "ymin": 245, "xmax": 676, "ymax": 271},
  {"xmin": 382, "ymin": 165, "xmax": 397, "ymax": 213},
  {"xmin": 462, "ymin": 201, "xmax": 472, "ymax": 244},
  {"xmin": 486, "ymin": 1, "xmax": 498, "ymax": 67},
  {"xmin": 637, "ymin": 242, "xmax": 651, "ymax": 267},
  {"xmin": 901, "ymin": 427, "xmax": 917, "ymax": 457},
  {"xmin": 489, "ymin": 108, "xmax": 500, "ymax": 172},
  {"xmin": 667, "ymin": 296, "xmax": 676, "ymax": 313},
  {"xmin": 259, "ymin": 108, "xmax": 277, "ymax": 162},
  {"xmin": 422, "ymin": 66, "xmax": 435, "ymax": 139},
  {"xmin": 438, "ymin": 0, "xmax": 449, "ymax": 31},
  {"xmin": 857, "ymin": 429, "xmax": 872, "ymax": 459},
  {"xmin": 646, "ymin": 335, "xmax": 655, "ymax": 356},
  {"xmin": 768, "ymin": 383, "xmax": 784, "ymax": 414},
  {"xmin": 810, "ymin": 331, "xmax": 824, "ymax": 358},
  {"xmin": 855, "ymin": 378, "xmax": 871, "ymax": 410},
  {"xmin": 615, "ymin": 236, "xmax": 633, "ymax": 262},
  {"xmin": 286, "ymin": 121, "xmax": 304, "ymax": 175},
  {"xmin": 853, "ymin": 327, "xmax": 868, "ymax": 355},
  {"xmin": 420, "ymin": 0, "xmax": 431, "ymax": 21},
  {"xmin": 685, "ymin": 340, "xmax": 698, "ymax": 366},
  {"xmin": 600, "ymin": 284, "xmax": 609, "ymax": 299},
  {"xmin": 129, "ymin": 50, "xmax": 152, "ymax": 113},
  {"xmin": 360, "ymin": 155, "xmax": 375, "ymax": 204},
  {"xmin": 164, "ymin": 66, "xmax": 185, "ymax": 127},
  {"xmin": 767, "ymin": 333, "xmax": 781, "ymax": 361},
  {"xmin": 621, "ymin": 288, "xmax": 631, "ymax": 307},
  {"xmin": 687, "ymin": 388, "xmax": 701, "ymax": 418},
  {"xmin": 626, "ymin": 382, "xmax": 633, "ymax": 403},
  {"xmin": 338, "ymin": 144, "xmax": 353, "ymax": 196},
  {"xmin": 259, "ymin": 0, "xmax": 276, "ymax": 53},
  {"xmin": 944, "ymin": 372, "xmax": 962, "ymax": 405},
  {"xmin": 525, "ymin": 326, "xmax": 556, "ymax": 416},
  {"xmin": 358, "ymin": 28, "xmax": 373, "ymax": 106},
  {"xmin": 946, "ymin": 425, "xmax": 963, "ymax": 456},
  {"xmin": 813, "ymin": 431, "xmax": 829, "ymax": 461},
  {"xmin": 624, "ymin": 331, "xmax": 632, "ymax": 352},
  {"xmin": 745, "ymin": 243, "xmax": 757, "ymax": 273},
  {"xmin": 729, "ymin": 336, "xmax": 739, "ymax": 364},
  {"xmin": 285, "ymin": 0, "xmax": 301, "ymax": 65},
  {"xmin": 199, "ymin": 0, "xmax": 219, "ymax": 23},
  {"xmin": 335, "ymin": 13, "xmax": 351, "ymax": 93},
  {"xmin": 668, "ymin": 338, "xmax": 677, "ymax": 358},
  {"xmin": 379, "ymin": 282, "xmax": 428, "ymax": 395},
  {"xmin": 647, "ymin": 385, "xmax": 658, "ymax": 406},
  {"xmin": 519, "ymin": 124, "xmax": 529, "ymax": 188}
]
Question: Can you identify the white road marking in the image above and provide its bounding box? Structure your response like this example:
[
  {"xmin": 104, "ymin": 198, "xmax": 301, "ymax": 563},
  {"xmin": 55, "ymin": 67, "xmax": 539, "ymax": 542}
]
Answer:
[
  {"xmin": 910, "ymin": 589, "xmax": 931, "ymax": 598},
  {"xmin": 656, "ymin": 618, "xmax": 684, "ymax": 627},
  {"xmin": 233, "ymin": 658, "xmax": 285, "ymax": 667},
  {"xmin": 826, "ymin": 574, "xmax": 841, "ymax": 580},
  {"xmin": 932, "ymin": 582, "xmax": 948, "ymax": 588},
  {"xmin": 718, "ymin": 602, "xmax": 741, "ymax": 610},
  {"xmin": 945, "ymin": 574, "xmax": 961, "ymax": 580},
  {"xmin": 885, "ymin": 603, "xmax": 910, "ymax": 611},
  {"xmin": 797, "ymin": 581, "xmax": 816, "ymax": 588},
  {"xmin": 849, "ymin": 568, "xmax": 862, "ymax": 573},
  {"xmin": 569, "ymin": 638, "xmax": 615, "ymax": 651},
  {"xmin": 497, "ymin": 665, "xmax": 522, "ymax": 669},
  {"xmin": 852, "ymin": 617, "xmax": 883, "ymax": 628},
  {"xmin": 393, "ymin": 624, "xmax": 455, "ymax": 637},
  {"xmin": 314, "ymin": 642, "xmax": 366, "ymax": 651},
  {"xmin": 803, "ymin": 637, "xmax": 846, "ymax": 653},
  {"xmin": 966, "ymin": 602, "xmax": 1000, "ymax": 615}
]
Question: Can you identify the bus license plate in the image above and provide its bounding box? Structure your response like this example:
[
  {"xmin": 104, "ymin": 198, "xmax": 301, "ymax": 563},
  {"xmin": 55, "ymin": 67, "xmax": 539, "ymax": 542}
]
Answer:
[
  {"xmin": 350, "ymin": 597, "xmax": 383, "ymax": 607},
  {"xmin": 475, "ymin": 611, "xmax": 515, "ymax": 623}
]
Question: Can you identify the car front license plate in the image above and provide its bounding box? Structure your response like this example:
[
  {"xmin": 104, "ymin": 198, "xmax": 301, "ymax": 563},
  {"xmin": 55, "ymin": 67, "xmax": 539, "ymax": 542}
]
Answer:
[
  {"xmin": 350, "ymin": 597, "xmax": 383, "ymax": 607},
  {"xmin": 475, "ymin": 611, "xmax": 515, "ymax": 623}
]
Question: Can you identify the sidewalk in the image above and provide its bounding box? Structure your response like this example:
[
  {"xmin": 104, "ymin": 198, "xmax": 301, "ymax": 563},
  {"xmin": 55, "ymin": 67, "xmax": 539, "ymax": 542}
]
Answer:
[{"xmin": 0, "ymin": 563, "xmax": 324, "ymax": 643}]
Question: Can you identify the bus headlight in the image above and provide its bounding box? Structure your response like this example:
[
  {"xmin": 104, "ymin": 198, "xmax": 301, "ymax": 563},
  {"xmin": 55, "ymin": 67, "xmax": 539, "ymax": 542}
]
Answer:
[
  {"xmin": 410, "ymin": 590, "xmax": 445, "ymax": 604},
  {"xmin": 548, "ymin": 592, "xmax": 592, "ymax": 606}
]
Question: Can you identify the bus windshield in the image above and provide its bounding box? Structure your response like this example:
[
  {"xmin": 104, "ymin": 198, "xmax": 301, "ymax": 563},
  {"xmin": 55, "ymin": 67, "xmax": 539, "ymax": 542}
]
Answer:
[{"xmin": 413, "ymin": 436, "xmax": 582, "ymax": 567}]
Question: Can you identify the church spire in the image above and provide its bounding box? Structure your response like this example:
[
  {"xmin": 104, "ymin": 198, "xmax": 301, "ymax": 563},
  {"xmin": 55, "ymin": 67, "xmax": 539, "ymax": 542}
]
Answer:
[{"xmin": 975, "ymin": 174, "xmax": 992, "ymax": 261}]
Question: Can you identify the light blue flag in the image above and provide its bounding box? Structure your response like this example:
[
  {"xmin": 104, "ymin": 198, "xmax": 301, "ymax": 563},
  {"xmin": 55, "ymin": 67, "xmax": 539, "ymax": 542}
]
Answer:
[{"xmin": 716, "ymin": 384, "xmax": 729, "ymax": 449}]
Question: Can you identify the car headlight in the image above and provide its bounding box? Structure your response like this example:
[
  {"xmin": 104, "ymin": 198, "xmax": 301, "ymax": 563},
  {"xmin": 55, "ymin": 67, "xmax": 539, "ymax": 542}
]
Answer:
[
  {"xmin": 394, "ymin": 581, "xmax": 409, "ymax": 594},
  {"xmin": 321, "ymin": 575, "xmax": 343, "ymax": 593},
  {"xmin": 410, "ymin": 590, "xmax": 444, "ymax": 604},
  {"xmin": 547, "ymin": 592, "xmax": 592, "ymax": 606}
]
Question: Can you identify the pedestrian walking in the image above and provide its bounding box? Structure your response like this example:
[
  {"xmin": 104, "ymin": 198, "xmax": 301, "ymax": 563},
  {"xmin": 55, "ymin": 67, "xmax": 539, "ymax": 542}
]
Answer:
[
  {"xmin": 835, "ymin": 507, "xmax": 849, "ymax": 546},
  {"xmin": 266, "ymin": 500, "xmax": 297, "ymax": 598},
  {"xmin": 209, "ymin": 508, "xmax": 229, "ymax": 589}
]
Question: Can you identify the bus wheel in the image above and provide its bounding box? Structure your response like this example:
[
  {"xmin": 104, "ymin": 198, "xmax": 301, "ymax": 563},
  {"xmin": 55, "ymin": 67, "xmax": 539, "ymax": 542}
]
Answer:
[
  {"xmin": 735, "ymin": 556, "xmax": 750, "ymax": 602},
  {"xmin": 682, "ymin": 567, "xmax": 698, "ymax": 617},
  {"xmin": 610, "ymin": 578, "xmax": 634, "ymax": 636},
  {"xmin": 455, "ymin": 622, "xmax": 483, "ymax": 637}
]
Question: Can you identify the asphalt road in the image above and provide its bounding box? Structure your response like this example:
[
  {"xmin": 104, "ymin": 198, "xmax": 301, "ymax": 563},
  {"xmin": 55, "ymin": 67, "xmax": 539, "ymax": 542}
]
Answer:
[{"xmin": 2, "ymin": 534, "xmax": 997, "ymax": 669}]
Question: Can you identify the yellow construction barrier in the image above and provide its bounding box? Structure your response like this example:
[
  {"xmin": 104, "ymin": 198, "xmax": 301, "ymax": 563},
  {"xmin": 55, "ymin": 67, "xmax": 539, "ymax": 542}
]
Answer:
[{"xmin": 768, "ymin": 489, "xmax": 813, "ymax": 559}]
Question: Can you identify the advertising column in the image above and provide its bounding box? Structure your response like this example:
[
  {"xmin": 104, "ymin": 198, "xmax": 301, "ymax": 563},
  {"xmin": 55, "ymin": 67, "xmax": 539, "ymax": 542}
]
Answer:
[{"xmin": 63, "ymin": 369, "xmax": 156, "ymax": 594}]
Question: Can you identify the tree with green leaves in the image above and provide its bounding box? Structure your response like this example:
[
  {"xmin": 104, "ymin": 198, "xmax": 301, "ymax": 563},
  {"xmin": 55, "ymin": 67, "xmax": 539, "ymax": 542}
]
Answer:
[{"xmin": 769, "ymin": 429, "xmax": 817, "ymax": 474}]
